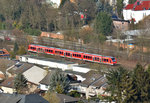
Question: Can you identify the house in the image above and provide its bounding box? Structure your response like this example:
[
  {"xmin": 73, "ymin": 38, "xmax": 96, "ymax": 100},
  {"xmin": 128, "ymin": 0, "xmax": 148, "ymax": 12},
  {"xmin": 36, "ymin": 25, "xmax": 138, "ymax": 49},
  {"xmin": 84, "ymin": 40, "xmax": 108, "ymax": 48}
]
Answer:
[
  {"xmin": 23, "ymin": 66, "xmax": 47, "ymax": 93},
  {"xmin": 71, "ymin": 71, "xmax": 109, "ymax": 99},
  {"xmin": 123, "ymin": 0, "xmax": 150, "ymax": 23},
  {"xmin": 113, "ymin": 19, "xmax": 129, "ymax": 31},
  {"xmin": 0, "ymin": 49, "xmax": 10, "ymax": 59},
  {"xmin": 39, "ymin": 72, "xmax": 51, "ymax": 91},
  {"xmin": 39, "ymin": 70, "xmax": 84, "ymax": 91},
  {"xmin": 4, "ymin": 63, "xmax": 48, "ymax": 93},
  {"xmin": 0, "ymin": 93, "xmax": 49, "ymax": 103},
  {"xmin": 0, "ymin": 77, "xmax": 15, "ymax": 94},
  {"xmin": 41, "ymin": 32, "xmax": 64, "ymax": 40}
]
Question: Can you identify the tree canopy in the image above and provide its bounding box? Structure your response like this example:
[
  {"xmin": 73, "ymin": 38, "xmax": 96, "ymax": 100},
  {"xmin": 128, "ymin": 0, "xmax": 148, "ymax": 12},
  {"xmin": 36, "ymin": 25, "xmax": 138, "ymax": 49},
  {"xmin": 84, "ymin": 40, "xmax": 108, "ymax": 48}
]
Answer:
[
  {"xmin": 49, "ymin": 70, "xmax": 70, "ymax": 94},
  {"xmin": 106, "ymin": 64, "xmax": 150, "ymax": 102},
  {"xmin": 14, "ymin": 73, "xmax": 27, "ymax": 93},
  {"xmin": 95, "ymin": 12, "xmax": 113, "ymax": 35}
]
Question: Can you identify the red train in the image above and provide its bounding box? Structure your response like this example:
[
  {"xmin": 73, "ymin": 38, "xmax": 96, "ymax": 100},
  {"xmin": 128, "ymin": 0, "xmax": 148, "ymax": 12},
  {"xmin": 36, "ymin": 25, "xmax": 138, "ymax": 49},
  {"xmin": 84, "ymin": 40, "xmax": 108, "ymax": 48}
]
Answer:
[{"xmin": 28, "ymin": 44, "xmax": 117, "ymax": 65}]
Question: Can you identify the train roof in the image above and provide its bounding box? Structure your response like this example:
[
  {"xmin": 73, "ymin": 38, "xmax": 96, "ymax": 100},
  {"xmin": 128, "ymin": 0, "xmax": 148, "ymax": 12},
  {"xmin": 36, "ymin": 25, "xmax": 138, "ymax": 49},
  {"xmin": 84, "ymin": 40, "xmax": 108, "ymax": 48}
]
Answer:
[
  {"xmin": 30, "ymin": 44, "xmax": 84, "ymax": 53},
  {"xmin": 83, "ymin": 52, "xmax": 114, "ymax": 58}
]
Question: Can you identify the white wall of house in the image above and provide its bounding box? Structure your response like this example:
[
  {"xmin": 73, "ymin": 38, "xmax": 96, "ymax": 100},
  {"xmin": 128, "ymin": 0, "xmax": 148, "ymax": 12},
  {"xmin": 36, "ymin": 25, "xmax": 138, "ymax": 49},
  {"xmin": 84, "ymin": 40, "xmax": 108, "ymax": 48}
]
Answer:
[
  {"xmin": 19, "ymin": 56, "xmax": 76, "ymax": 71},
  {"xmin": 39, "ymin": 84, "xmax": 49, "ymax": 91},
  {"xmin": 72, "ymin": 66, "xmax": 90, "ymax": 73},
  {"xmin": 1, "ymin": 87, "xmax": 14, "ymax": 94},
  {"xmin": 123, "ymin": 9, "xmax": 150, "ymax": 23}
]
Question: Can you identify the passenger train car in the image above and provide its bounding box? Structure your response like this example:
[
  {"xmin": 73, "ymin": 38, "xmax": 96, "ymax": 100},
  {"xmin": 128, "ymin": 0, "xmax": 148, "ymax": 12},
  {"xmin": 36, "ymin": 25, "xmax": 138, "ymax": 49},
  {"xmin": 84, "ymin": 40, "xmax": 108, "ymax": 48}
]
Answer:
[{"xmin": 28, "ymin": 44, "xmax": 117, "ymax": 65}]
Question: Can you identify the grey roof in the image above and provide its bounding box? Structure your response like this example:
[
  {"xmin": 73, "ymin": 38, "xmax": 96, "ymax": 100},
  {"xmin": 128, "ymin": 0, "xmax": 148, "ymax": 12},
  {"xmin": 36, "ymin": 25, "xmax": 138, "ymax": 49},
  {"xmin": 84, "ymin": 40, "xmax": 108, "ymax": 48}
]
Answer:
[
  {"xmin": 56, "ymin": 93, "xmax": 79, "ymax": 103},
  {"xmin": 0, "ymin": 59, "xmax": 16, "ymax": 72},
  {"xmin": 0, "ymin": 93, "xmax": 49, "ymax": 103},
  {"xmin": 80, "ymin": 71, "xmax": 107, "ymax": 88},
  {"xmin": 24, "ymin": 94, "xmax": 49, "ymax": 103},
  {"xmin": 8, "ymin": 62, "xmax": 33, "ymax": 75},
  {"xmin": 0, "ymin": 93, "xmax": 21, "ymax": 103},
  {"xmin": 23, "ymin": 66, "xmax": 47, "ymax": 85},
  {"xmin": 39, "ymin": 72, "xmax": 51, "ymax": 85}
]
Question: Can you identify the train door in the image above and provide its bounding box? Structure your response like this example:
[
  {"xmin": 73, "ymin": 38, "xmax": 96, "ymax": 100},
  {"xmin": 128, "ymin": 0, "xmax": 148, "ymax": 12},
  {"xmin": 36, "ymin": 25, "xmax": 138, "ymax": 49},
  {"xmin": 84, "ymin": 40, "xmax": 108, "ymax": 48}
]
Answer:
[
  {"xmin": 70, "ymin": 53, "xmax": 72, "ymax": 58},
  {"xmin": 64, "ymin": 52, "xmax": 65, "ymax": 56}
]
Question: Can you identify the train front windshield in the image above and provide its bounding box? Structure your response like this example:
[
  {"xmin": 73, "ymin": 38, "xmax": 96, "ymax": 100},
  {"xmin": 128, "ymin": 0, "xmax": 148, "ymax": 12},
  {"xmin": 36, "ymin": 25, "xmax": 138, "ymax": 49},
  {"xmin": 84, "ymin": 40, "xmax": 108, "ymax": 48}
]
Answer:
[{"xmin": 111, "ymin": 57, "xmax": 116, "ymax": 62}]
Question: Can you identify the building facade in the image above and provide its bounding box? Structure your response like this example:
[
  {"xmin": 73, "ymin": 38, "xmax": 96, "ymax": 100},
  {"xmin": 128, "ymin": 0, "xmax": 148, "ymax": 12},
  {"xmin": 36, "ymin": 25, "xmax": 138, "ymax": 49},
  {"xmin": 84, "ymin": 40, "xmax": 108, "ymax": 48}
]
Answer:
[{"xmin": 123, "ymin": 0, "xmax": 150, "ymax": 23}]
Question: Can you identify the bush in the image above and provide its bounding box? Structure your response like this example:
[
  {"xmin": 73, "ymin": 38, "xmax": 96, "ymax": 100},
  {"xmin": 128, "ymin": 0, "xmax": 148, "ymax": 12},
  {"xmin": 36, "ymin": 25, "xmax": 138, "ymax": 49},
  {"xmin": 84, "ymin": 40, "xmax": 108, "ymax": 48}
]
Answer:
[
  {"xmin": 24, "ymin": 28, "xmax": 41, "ymax": 36},
  {"xmin": 69, "ymin": 90, "xmax": 80, "ymax": 97}
]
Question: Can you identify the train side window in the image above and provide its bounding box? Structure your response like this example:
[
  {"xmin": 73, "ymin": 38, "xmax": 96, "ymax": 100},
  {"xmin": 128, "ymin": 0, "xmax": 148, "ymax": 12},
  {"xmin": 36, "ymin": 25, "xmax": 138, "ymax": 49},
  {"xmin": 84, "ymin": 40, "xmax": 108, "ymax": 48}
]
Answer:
[
  {"xmin": 104, "ymin": 59, "xmax": 106, "ymax": 62},
  {"xmin": 90, "ymin": 56, "xmax": 92, "ymax": 59},
  {"xmin": 66, "ymin": 52, "xmax": 70, "ymax": 56},
  {"xmin": 79, "ymin": 54, "xmax": 81, "ymax": 57},
  {"xmin": 95, "ymin": 57, "xmax": 99, "ymax": 61},
  {"xmin": 104, "ymin": 59, "xmax": 108, "ymax": 62}
]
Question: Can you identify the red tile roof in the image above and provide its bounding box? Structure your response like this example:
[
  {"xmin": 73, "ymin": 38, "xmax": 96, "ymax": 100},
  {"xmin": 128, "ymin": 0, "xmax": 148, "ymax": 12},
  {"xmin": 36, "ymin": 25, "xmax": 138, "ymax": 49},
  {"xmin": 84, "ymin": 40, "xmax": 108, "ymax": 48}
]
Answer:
[
  {"xmin": 124, "ymin": 0, "xmax": 150, "ymax": 11},
  {"xmin": 124, "ymin": 4, "xmax": 134, "ymax": 9},
  {"xmin": 0, "ymin": 49, "xmax": 10, "ymax": 57}
]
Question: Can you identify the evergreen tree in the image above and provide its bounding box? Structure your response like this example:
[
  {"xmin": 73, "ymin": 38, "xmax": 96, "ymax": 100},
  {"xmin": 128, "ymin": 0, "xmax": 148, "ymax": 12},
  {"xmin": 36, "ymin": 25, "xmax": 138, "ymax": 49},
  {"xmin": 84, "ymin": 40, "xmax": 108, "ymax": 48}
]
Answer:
[
  {"xmin": 120, "ymin": 71, "xmax": 138, "ymax": 103},
  {"xmin": 95, "ymin": 12, "xmax": 113, "ymax": 35},
  {"xmin": 96, "ymin": 0, "xmax": 112, "ymax": 14},
  {"xmin": 106, "ymin": 64, "xmax": 150, "ymax": 103},
  {"xmin": 14, "ymin": 42, "xmax": 19, "ymax": 54},
  {"xmin": 133, "ymin": 64, "xmax": 150, "ymax": 102},
  {"xmin": 116, "ymin": 0, "xmax": 124, "ymax": 18},
  {"xmin": 14, "ymin": 73, "xmax": 27, "ymax": 93},
  {"xmin": 106, "ymin": 67, "xmax": 127, "ymax": 102},
  {"xmin": 49, "ymin": 70, "xmax": 70, "ymax": 94}
]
